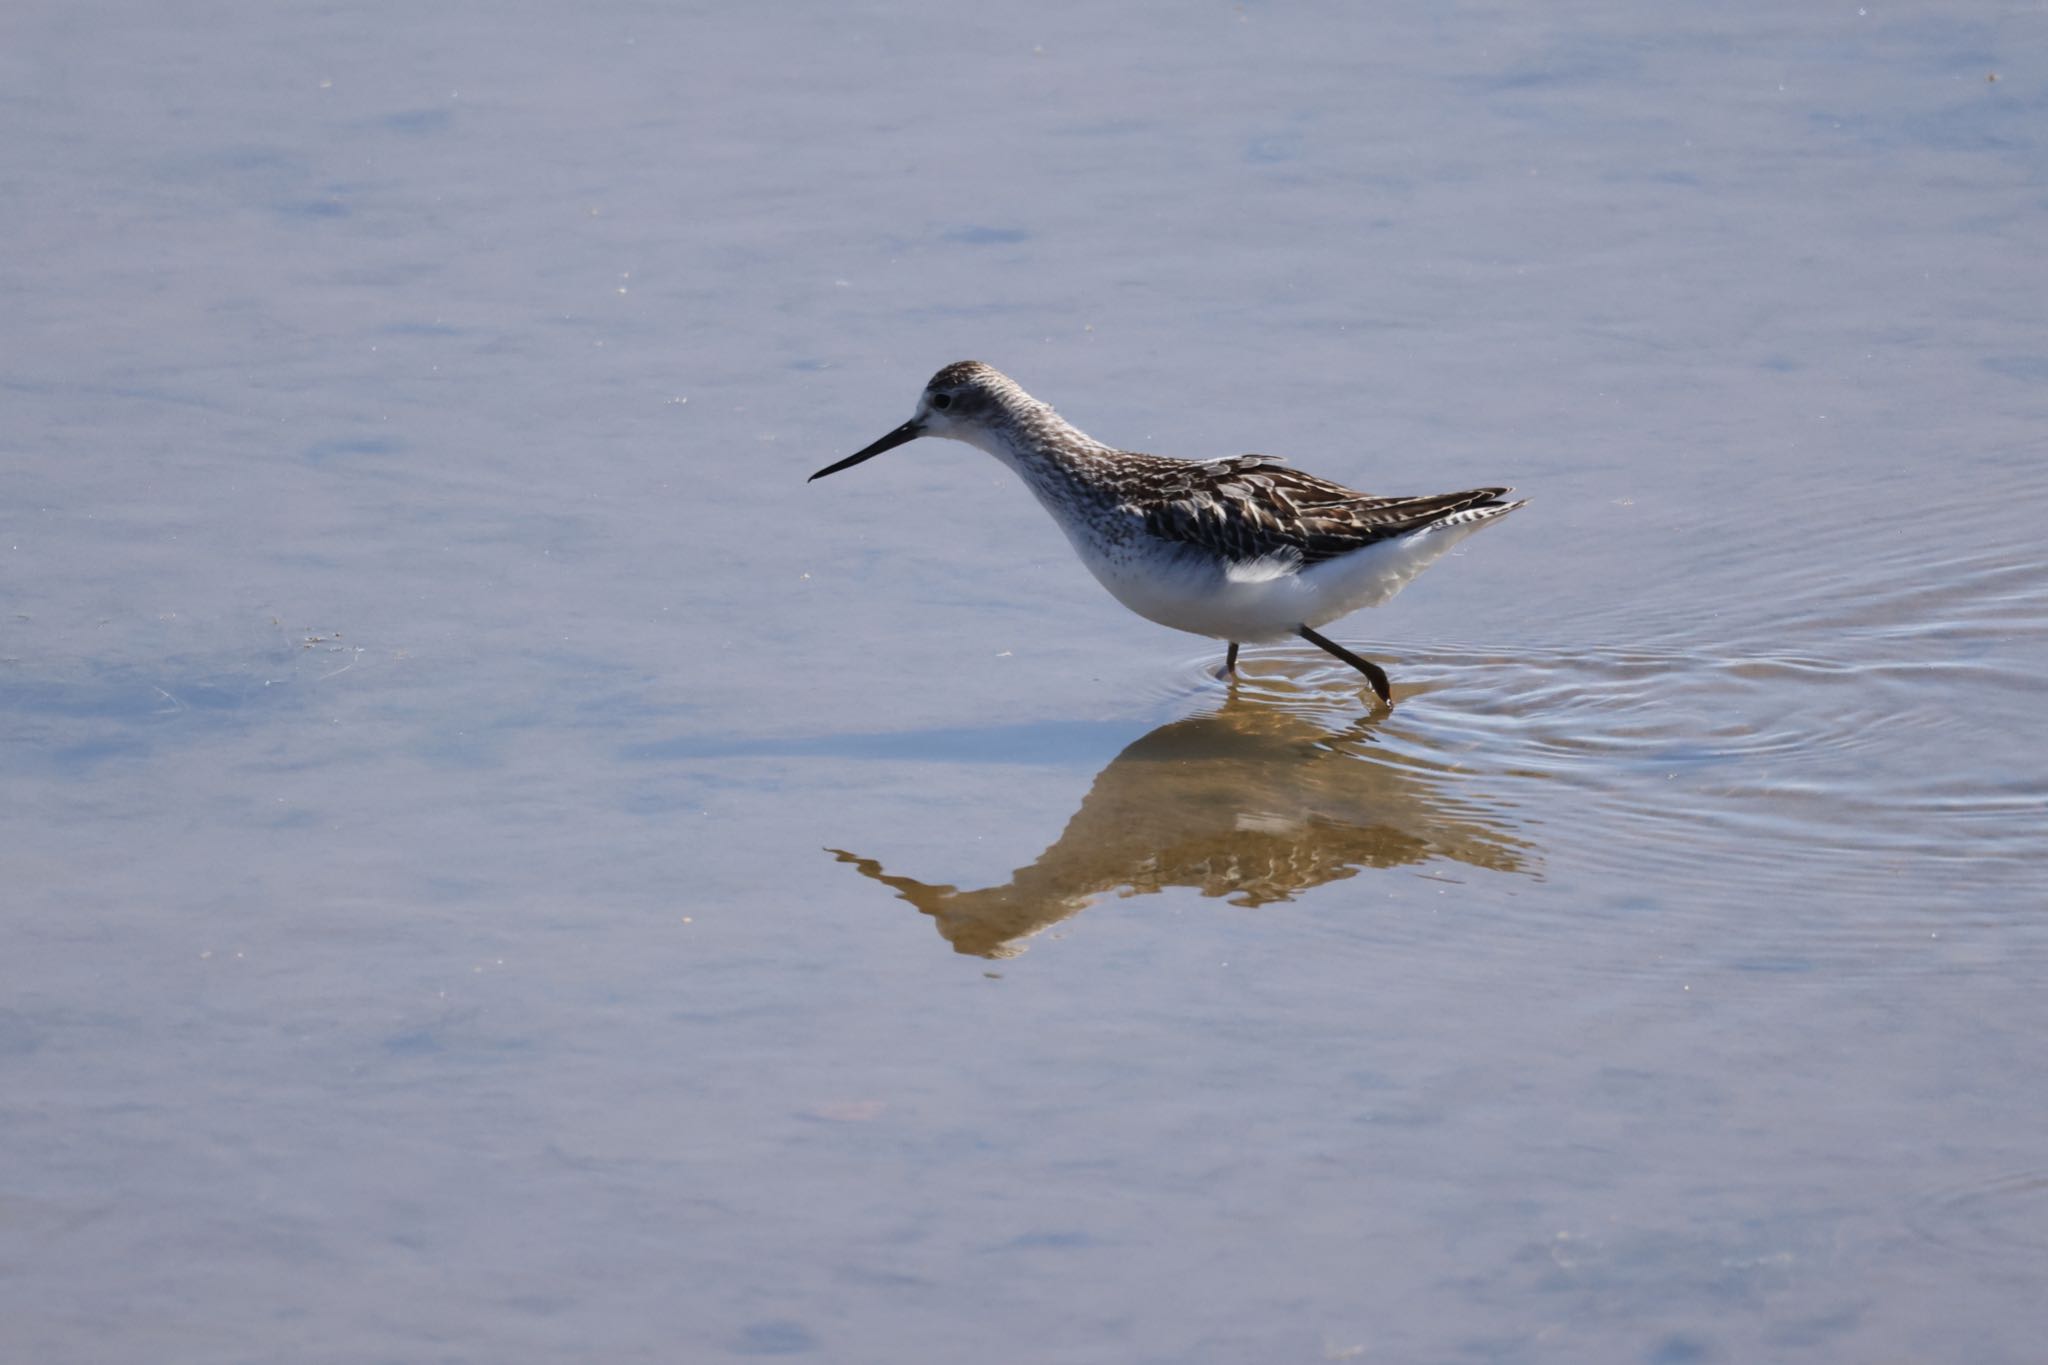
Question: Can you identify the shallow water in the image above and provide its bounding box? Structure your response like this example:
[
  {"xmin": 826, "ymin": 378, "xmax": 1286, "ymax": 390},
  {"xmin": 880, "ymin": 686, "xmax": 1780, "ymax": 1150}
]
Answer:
[{"xmin": 5, "ymin": 2, "xmax": 2047, "ymax": 1362}]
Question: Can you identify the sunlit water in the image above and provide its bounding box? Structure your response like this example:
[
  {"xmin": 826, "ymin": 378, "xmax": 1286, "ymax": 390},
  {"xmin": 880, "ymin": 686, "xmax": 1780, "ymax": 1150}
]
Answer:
[{"xmin": 6, "ymin": 3, "xmax": 2047, "ymax": 1363}]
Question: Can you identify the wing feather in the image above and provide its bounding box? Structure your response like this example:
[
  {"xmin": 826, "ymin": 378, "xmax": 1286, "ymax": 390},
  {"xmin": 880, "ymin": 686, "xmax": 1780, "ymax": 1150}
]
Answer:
[{"xmin": 1134, "ymin": 455, "xmax": 1517, "ymax": 567}]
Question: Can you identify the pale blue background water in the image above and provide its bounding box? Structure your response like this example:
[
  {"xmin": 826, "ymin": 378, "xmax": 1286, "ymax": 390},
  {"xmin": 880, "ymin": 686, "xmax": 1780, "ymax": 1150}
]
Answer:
[{"xmin": 5, "ymin": 3, "xmax": 2046, "ymax": 1362}]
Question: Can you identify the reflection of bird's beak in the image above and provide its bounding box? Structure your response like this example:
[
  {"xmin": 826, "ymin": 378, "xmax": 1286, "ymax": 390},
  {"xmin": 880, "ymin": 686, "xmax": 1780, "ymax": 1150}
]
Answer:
[{"xmin": 809, "ymin": 419, "xmax": 923, "ymax": 482}]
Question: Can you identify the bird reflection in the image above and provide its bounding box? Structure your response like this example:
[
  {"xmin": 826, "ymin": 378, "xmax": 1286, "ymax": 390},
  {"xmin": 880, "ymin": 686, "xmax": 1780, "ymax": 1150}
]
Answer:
[{"xmin": 827, "ymin": 682, "xmax": 1536, "ymax": 958}]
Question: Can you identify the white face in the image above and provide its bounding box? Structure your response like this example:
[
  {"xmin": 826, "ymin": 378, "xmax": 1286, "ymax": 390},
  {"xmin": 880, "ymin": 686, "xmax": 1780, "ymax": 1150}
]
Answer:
[
  {"xmin": 912, "ymin": 386, "xmax": 966, "ymax": 438},
  {"xmin": 911, "ymin": 377, "xmax": 1004, "ymax": 446},
  {"xmin": 808, "ymin": 365, "xmax": 1008, "ymax": 481}
]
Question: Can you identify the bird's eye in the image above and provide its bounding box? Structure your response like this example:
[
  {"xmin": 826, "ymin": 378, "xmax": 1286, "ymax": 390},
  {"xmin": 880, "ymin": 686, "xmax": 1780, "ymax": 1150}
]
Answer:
[{"xmin": 930, "ymin": 392, "xmax": 953, "ymax": 411}]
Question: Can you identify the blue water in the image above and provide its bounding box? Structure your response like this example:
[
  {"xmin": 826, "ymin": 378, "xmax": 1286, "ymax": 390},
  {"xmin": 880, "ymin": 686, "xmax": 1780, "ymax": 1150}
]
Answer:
[{"xmin": 5, "ymin": 3, "xmax": 2046, "ymax": 1361}]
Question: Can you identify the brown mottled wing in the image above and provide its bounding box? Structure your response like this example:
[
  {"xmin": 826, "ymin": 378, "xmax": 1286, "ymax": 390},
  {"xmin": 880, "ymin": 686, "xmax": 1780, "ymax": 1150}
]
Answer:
[{"xmin": 1139, "ymin": 455, "xmax": 1514, "ymax": 567}]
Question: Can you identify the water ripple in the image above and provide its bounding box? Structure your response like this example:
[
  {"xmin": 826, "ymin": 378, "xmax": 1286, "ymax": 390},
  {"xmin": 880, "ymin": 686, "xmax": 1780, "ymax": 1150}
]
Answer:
[
  {"xmin": 1137, "ymin": 583, "xmax": 2045, "ymax": 981},
  {"xmin": 1906, "ymin": 1169, "xmax": 2048, "ymax": 1265}
]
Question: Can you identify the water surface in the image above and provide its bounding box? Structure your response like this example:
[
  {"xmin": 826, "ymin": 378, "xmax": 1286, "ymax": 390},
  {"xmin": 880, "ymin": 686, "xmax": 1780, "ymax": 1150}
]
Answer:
[{"xmin": 4, "ymin": 3, "xmax": 2046, "ymax": 1362}]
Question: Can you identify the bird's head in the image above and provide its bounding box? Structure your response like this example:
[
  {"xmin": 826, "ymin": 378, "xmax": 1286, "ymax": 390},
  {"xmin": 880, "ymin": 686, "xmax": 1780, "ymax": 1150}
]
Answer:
[{"xmin": 809, "ymin": 361, "xmax": 1021, "ymax": 481}]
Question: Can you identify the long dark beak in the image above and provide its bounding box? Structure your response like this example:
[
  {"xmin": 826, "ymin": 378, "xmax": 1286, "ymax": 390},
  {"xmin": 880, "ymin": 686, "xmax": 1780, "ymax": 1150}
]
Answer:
[{"xmin": 809, "ymin": 419, "xmax": 923, "ymax": 482}]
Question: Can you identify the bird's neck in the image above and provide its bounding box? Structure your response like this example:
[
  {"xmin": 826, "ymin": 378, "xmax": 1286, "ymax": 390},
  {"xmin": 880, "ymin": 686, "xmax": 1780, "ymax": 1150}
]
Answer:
[{"xmin": 961, "ymin": 402, "xmax": 1121, "ymax": 507}]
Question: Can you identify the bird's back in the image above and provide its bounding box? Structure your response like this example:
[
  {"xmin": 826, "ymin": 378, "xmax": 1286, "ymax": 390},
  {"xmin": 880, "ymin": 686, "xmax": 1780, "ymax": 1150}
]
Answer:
[{"xmin": 1120, "ymin": 453, "xmax": 1521, "ymax": 570}]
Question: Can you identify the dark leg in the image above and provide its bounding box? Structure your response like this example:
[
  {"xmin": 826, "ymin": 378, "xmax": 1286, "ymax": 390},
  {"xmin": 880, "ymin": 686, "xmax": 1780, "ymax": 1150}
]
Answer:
[
  {"xmin": 1297, "ymin": 625, "xmax": 1393, "ymax": 707},
  {"xmin": 1225, "ymin": 642, "xmax": 1239, "ymax": 676}
]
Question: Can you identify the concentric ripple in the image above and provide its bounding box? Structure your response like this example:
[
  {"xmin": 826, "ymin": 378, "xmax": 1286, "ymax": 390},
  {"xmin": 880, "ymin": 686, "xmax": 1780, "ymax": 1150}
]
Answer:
[
  {"xmin": 1133, "ymin": 530, "xmax": 2046, "ymax": 982},
  {"xmin": 1906, "ymin": 1169, "xmax": 2048, "ymax": 1265}
]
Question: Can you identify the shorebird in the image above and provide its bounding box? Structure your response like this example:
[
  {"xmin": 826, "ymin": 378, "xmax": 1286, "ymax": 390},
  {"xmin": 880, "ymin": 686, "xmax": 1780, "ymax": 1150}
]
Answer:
[{"xmin": 809, "ymin": 362, "xmax": 1524, "ymax": 706}]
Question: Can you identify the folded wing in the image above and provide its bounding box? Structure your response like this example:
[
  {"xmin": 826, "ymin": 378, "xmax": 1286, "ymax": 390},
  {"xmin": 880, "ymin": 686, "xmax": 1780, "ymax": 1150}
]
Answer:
[{"xmin": 1138, "ymin": 455, "xmax": 1517, "ymax": 568}]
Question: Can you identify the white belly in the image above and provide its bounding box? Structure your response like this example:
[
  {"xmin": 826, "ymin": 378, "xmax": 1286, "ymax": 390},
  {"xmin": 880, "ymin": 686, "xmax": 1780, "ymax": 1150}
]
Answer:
[{"xmin": 1068, "ymin": 521, "xmax": 1495, "ymax": 642}]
